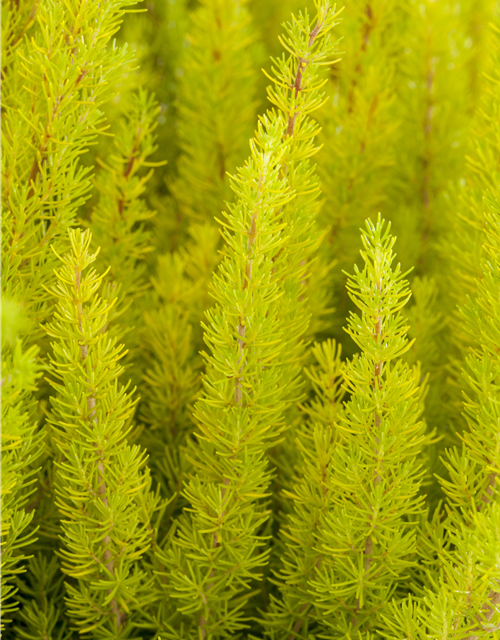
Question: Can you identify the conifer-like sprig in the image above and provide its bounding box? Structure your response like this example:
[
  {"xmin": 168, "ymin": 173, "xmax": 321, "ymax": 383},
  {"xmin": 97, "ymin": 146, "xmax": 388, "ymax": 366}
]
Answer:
[
  {"xmin": 160, "ymin": 116, "xmax": 295, "ymax": 639},
  {"xmin": 268, "ymin": 217, "xmax": 428, "ymax": 637},
  {"xmin": 138, "ymin": 1, "xmax": 261, "ymax": 562},
  {"xmin": 318, "ymin": 218, "xmax": 427, "ymax": 623},
  {"xmin": 12, "ymin": 554, "xmax": 71, "ymax": 640},
  {"xmin": 385, "ymin": 506, "xmax": 500, "ymax": 638},
  {"xmin": 155, "ymin": 4, "xmax": 342, "ymax": 637},
  {"xmin": 1, "ymin": 0, "xmax": 140, "ymax": 343},
  {"xmin": 439, "ymin": 4, "xmax": 499, "ymax": 435},
  {"xmin": 44, "ymin": 229, "xmax": 159, "ymax": 636},
  {"xmin": 1, "ymin": 4, "xmax": 147, "ymax": 613},
  {"xmin": 169, "ymin": 0, "xmax": 262, "ymax": 233},
  {"xmin": 443, "ymin": 197, "xmax": 500, "ymax": 511},
  {"xmin": 261, "ymin": 0, "xmax": 343, "ymax": 367},
  {"xmin": 314, "ymin": 0, "xmax": 401, "ymax": 340},
  {"xmin": 370, "ymin": 198, "xmax": 500, "ymax": 637},
  {"xmin": 258, "ymin": 0, "xmax": 343, "ymax": 511},
  {"xmin": 301, "ymin": 339, "xmax": 345, "ymax": 428}
]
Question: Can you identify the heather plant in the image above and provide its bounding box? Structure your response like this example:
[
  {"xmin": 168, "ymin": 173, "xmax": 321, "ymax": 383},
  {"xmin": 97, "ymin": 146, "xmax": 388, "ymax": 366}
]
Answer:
[{"xmin": 3, "ymin": 0, "xmax": 500, "ymax": 638}]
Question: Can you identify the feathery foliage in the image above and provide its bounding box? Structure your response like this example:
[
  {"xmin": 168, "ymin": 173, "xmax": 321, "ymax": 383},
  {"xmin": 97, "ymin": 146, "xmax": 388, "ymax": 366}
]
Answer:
[
  {"xmin": 265, "ymin": 217, "xmax": 429, "ymax": 638},
  {"xmin": 1, "ymin": 309, "xmax": 43, "ymax": 628},
  {"xmin": 44, "ymin": 229, "xmax": 160, "ymax": 636},
  {"xmin": 4, "ymin": 0, "xmax": 500, "ymax": 638},
  {"xmin": 152, "ymin": 3, "xmax": 342, "ymax": 636}
]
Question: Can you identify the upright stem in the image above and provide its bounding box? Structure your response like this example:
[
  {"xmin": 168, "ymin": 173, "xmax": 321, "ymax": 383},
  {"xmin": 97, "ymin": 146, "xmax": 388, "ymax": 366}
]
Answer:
[
  {"xmin": 352, "ymin": 279, "xmax": 382, "ymax": 629},
  {"xmin": 373, "ymin": 279, "xmax": 383, "ymax": 484},
  {"xmin": 479, "ymin": 472, "xmax": 497, "ymax": 507},
  {"xmin": 271, "ymin": 16, "xmax": 332, "ymax": 640},
  {"xmin": 74, "ymin": 266, "xmax": 125, "ymax": 631},
  {"xmin": 201, "ymin": 17, "xmax": 327, "ymax": 626},
  {"xmin": 285, "ymin": 14, "xmax": 325, "ymax": 139}
]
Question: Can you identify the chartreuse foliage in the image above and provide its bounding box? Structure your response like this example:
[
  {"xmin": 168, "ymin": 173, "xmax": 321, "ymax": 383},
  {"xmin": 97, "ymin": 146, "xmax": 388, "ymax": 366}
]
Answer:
[
  {"xmin": 383, "ymin": 198, "xmax": 500, "ymax": 639},
  {"xmin": 1, "ymin": 304, "xmax": 43, "ymax": 630},
  {"xmin": 136, "ymin": 0, "xmax": 264, "ymax": 541},
  {"xmin": 113, "ymin": 0, "xmax": 191, "ymax": 176},
  {"xmin": 170, "ymin": 0, "xmax": 261, "ymax": 232},
  {"xmin": 388, "ymin": 0, "xmax": 472, "ymax": 275},
  {"xmin": 44, "ymin": 229, "xmax": 161, "ymax": 637},
  {"xmin": 442, "ymin": 13, "xmax": 500, "ymax": 373},
  {"xmin": 1, "ymin": 0, "xmax": 141, "ymax": 343},
  {"xmin": 11, "ymin": 554, "xmax": 71, "ymax": 640},
  {"xmin": 265, "ymin": 217, "xmax": 429, "ymax": 638},
  {"xmin": 86, "ymin": 88, "xmax": 163, "ymax": 386},
  {"xmin": 4, "ymin": 0, "xmax": 500, "ymax": 638},
  {"xmin": 149, "ymin": 2, "xmax": 342, "ymax": 637},
  {"xmin": 316, "ymin": 0, "xmax": 402, "ymax": 298},
  {"xmin": 1, "ymin": 0, "xmax": 144, "ymax": 630}
]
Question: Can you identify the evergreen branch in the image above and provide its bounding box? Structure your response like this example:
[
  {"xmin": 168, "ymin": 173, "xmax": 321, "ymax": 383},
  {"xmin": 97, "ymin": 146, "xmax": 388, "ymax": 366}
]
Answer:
[
  {"xmin": 138, "ymin": 4, "xmax": 263, "ymax": 572},
  {"xmin": 267, "ymin": 216, "xmax": 427, "ymax": 638},
  {"xmin": 387, "ymin": 86, "xmax": 500, "ymax": 635},
  {"xmin": 2, "ymin": 0, "xmax": 140, "ymax": 344},
  {"xmin": 440, "ymin": 7, "xmax": 500, "ymax": 435},
  {"xmin": 12, "ymin": 554, "xmax": 72, "ymax": 640},
  {"xmin": 266, "ymin": 341, "xmax": 345, "ymax": 639},
  {"xmin": 156, "ymin": 3, "xmax": 342, "ymax": 637},
  {"xmin": 44, "ymin": 228, "xmax": 159, "ymax": 636},
  {"xmin": 314, "ymin": 0, "xmax": 403, "ymax": 347}
]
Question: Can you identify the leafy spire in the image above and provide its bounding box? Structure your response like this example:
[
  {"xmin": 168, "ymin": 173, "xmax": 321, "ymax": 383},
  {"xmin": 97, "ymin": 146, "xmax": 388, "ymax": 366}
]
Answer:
[
  {"xmin": 267, "ymin": 217, "xmax": 429, "ymax": 637},
  {"xmin": 440, "ymin": 9, "xmax": 500, "ymax": 434},
  {"xmin": 44, "ymin": 229, "xmax": 160, "ymax": 636},
  {"xmin": 137, "ymin": 0, "xmax": 264, "ymax": 522},
  {"xmin": 315, "ymin": 0, "xmax": 403, "ymax": 343},
  {"xmin": 263, "ymin": 339, "xmax": 345, "ymax": 639},
  {"xmin": 167, "ymin": 0, "xmax": 263, "ymax": 244},
  {"xmin": 151, "ymin": 3, "xmax": 342, "ymax": 637}
]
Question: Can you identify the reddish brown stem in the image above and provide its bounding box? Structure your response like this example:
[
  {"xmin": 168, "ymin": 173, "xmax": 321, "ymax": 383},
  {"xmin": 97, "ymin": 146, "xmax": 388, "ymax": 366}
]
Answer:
[
  {"xmin": 347, "ymin": 3, "xmax": 373, "ymax": 113},
  {"xmin": 373, "ymin": 279, "xmax": 383, "ymax": 483},
  {"xmin": 117, "ymin": 139, "xmax": 140, "ymax": 219},
  {"xmin": 285, "ymin": 13, "xmax": 326, "ymax": 138}
]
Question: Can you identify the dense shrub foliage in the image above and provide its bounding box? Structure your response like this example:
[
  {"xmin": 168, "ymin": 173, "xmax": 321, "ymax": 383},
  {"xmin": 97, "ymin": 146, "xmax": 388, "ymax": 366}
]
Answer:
[{"xmin": 2, "ymin": 0, "xmax": 500, "ymax": 638}]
